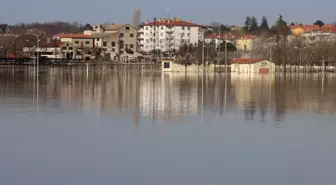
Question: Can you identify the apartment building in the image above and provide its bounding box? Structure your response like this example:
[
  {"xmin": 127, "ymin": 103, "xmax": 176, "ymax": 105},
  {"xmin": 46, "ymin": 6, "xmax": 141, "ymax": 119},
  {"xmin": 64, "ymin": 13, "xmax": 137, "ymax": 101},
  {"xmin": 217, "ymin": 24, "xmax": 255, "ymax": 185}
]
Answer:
[
  {"xmin": 84, "ymin": 24, "xmax": 138, "ymax": 61},
  {"xmin": 138, "ymin": 17, "xmax": 203, "ymax": 54}
]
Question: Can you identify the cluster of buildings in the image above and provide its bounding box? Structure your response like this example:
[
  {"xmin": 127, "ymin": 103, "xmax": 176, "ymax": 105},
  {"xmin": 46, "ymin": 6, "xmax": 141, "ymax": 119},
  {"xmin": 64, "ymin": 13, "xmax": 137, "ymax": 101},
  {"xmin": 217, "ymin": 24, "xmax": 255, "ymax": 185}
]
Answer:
[{"xmin": 21, "ymin": 17, "xmax": 206, "ymax": 61}]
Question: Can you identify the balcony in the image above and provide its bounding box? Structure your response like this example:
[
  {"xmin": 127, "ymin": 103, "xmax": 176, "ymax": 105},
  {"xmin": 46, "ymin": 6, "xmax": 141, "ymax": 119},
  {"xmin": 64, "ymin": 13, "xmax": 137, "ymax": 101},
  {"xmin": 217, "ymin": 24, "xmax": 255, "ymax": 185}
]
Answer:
[{"xmin": 166, "ymin": 28, "xmax": 174, "ymax": 33}]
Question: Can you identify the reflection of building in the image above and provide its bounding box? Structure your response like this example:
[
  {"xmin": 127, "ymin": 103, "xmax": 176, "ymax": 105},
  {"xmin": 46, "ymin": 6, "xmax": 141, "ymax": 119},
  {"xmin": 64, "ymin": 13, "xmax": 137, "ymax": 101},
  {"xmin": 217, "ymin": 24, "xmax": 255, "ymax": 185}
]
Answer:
[
  {"xmin": 140, "ymin": 73, "xmax": 200, "ymax": 120},
  {"xmin": 231, "ymin": 74, "xmax": 275, "ymax": 121}
]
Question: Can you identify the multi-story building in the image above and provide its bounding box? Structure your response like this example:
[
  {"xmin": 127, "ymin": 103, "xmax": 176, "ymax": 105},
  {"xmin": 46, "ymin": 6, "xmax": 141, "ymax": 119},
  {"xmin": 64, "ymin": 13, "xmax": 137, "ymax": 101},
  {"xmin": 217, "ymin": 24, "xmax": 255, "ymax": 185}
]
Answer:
[
  {"xmin": 53, "ymin": 33, "xmax": 95, "ymax": 59},
  {"xmin": 84, "ymin": 24, "xmax": 138, "ymax": 61},
  {"xmin": 290, "ymin": 24, "xmax": 336, "ymax": 43},
  {"xmin": 138, "ymin": 17, "xmax": 204, "ymax": 54}
]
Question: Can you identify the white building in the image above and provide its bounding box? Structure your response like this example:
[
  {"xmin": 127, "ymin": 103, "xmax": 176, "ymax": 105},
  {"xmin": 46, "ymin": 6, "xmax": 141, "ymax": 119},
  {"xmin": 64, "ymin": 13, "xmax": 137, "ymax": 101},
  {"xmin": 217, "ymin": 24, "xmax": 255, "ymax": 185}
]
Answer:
[
  {"xmin": 138, "ymin": 17, "xmax": 204, "ymax": 54},
  {"xmin": 230, "ymin": 58, "xmax": 275, "ymax": 74}
]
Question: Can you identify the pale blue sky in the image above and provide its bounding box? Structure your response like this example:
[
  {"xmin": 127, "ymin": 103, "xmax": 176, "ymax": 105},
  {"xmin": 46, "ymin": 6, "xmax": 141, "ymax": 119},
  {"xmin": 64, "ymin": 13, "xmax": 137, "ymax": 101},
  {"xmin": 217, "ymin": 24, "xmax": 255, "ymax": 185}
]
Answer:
[{"xmin": 1, "ymin": 0, "xmax": 336, "ymax": 26}]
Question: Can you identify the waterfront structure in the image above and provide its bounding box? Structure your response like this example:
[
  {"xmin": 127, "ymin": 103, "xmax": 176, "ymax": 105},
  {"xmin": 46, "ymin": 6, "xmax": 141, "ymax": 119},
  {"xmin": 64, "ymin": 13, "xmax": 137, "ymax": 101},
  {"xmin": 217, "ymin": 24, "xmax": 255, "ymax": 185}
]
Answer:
[
  {"xmin": 230, "ymin": 58, "xmax": 275, "ymax": 74},
  {"xmin": 138, "ymin": 17, "xmax": 204, "ymax": 54},
  {"xmin": 84, "ymin": 24, "xmax": 138, "ymax": 61}
]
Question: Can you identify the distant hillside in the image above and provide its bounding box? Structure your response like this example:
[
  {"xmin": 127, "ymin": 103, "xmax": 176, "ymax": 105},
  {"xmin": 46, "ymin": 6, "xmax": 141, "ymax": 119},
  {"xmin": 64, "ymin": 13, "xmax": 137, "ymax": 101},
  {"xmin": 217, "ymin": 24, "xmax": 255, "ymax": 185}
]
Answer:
[{"xmin": 0, "ymin": 22, "xmax": 93, "ymax": 36}]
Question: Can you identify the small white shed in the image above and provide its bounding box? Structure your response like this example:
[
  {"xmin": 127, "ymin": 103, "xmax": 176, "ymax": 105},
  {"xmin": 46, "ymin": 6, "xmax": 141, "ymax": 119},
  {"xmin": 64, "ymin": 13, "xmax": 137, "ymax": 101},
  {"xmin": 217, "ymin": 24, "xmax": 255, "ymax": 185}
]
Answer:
[{"xmin": 230, "ymin": 58, "xmax": 275, "ymax": 74}]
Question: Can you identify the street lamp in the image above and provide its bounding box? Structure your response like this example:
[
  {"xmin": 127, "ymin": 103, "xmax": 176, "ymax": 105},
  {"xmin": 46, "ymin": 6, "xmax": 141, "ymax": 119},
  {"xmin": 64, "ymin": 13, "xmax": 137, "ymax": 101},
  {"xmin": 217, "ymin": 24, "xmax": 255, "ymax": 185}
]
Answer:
[{"xmin": 294, "ymin": 46, "xmax": 307, "ymax": 66}]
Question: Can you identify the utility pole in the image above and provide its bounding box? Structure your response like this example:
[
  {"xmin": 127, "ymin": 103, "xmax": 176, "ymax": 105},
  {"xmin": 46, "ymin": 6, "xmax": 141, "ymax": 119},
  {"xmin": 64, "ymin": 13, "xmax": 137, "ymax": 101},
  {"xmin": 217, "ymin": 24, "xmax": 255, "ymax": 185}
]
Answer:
[{"xmin": 202, "ymin": 32, "xmax": 205, "ymax": 72}]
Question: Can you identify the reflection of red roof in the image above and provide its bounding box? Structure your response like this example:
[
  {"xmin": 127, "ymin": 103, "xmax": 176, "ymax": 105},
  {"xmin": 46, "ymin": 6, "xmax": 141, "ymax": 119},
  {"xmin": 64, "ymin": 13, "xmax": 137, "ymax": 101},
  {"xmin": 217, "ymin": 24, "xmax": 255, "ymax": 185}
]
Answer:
[
  {"xmin": 143, "ymin": 19, "xmax": 202, "ymax": 27},
  {"xmin": 54, "ymin": 33, "xmax": 93, "ymax": 39},
  {"xmin": 230, "ymin": 58, "xmax": 263, "ymax": 64},
  {"xmin": 238, "ymin": 35, "xmax": 257, "ymax": 40}
]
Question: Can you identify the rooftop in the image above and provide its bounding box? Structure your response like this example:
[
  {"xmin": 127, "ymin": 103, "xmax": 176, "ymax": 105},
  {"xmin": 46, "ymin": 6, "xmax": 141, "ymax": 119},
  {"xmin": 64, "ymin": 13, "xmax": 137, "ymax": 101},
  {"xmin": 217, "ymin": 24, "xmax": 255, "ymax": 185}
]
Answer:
[
  {"xmin": 142, "ymin": 17, "xmax": 203, "ymax": 27},
  {"xmin": 54, "ymin": 33, "xmax": 94, "ymax": 39}
]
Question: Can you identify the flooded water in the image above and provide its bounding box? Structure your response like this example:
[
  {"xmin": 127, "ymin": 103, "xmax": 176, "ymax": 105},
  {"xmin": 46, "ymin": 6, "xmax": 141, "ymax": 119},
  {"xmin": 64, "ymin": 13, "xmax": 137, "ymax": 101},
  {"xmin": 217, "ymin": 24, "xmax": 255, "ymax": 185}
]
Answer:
[{"xmin": 0, "ymin": 66, "xmax": 336, "ymax": 185}]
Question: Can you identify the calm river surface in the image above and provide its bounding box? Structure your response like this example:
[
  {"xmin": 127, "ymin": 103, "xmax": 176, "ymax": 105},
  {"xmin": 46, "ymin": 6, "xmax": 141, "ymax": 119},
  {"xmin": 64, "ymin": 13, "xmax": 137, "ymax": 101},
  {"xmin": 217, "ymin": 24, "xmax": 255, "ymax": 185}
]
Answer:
[{"xmin": 0, "ymin": 66, "xmax": 336, "ymax": 185}]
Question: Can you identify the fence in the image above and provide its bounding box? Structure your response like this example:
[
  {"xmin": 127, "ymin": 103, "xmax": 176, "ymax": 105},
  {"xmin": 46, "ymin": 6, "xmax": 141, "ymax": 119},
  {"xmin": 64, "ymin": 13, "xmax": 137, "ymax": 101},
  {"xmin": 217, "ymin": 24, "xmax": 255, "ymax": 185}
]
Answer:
[{"xmin": 275, "ymin": 65, "xmax": 336, "ymax": 73}]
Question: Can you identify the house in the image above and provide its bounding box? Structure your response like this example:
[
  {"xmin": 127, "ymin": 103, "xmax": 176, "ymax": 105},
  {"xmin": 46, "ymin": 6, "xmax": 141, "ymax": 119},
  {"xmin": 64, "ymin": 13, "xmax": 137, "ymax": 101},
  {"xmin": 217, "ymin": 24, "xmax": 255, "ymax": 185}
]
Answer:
[
  {"xmin": 230, "ymin": 58, "xmax": 275, "ymax": 74},
  {"xmin": 235, "ymin": 35, "xmax": 258, "ymax": 51},
  {"xmin": 53, "ymin": 33, "xmax": 95, "ymax": 60},
  {"xmin": 138, "ymin": 17, "xmax": 203, "ymax": 54},
  {"xmin": 289, "ymin": 24, "xmax": 336, "ymax": 42},
  {"xmin": 204, "ymin": 34, "xmax": 237, "ymax": 48},
  {"xmin": 84, "ymin": 24, "xmax": 138, "ymax": 61},
  {"xmin": 22, "ymin": 40, "xmax": 62, "ymax": 59}
]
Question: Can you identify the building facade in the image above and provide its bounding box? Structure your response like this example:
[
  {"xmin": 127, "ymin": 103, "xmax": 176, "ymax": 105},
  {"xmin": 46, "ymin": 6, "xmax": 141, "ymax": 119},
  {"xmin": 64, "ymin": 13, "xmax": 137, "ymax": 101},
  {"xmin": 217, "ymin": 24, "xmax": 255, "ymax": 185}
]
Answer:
[
  {"xmin": 230, "ymin": 58, "xmax": 275, "ymax": 74},
  {"xmin": 138, "ymin": 17, "xmax": 203, "ymax": 54},
  {"xmin": 84, "ymin": 24, "xmax": 138, "ymax": 61}
]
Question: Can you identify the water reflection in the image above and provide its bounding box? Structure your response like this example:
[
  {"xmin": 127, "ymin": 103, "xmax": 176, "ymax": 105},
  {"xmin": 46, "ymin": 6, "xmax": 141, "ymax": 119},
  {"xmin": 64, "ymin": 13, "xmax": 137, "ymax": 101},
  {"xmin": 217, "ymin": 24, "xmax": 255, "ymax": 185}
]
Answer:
[{"xmin": 0, "ymin": 66, "xmax": 335, "ymax": 125}]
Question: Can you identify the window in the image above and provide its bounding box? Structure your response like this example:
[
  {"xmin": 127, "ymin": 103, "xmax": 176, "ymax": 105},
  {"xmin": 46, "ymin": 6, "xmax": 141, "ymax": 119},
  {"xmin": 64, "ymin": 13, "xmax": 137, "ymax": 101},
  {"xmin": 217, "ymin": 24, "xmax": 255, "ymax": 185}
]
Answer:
[
  {"xmin": 188, "ymin": 27, "xmax": 190, "ymax": 30},
  {"xmin": 111, "ymin": 42, "xmax": 116, "ymax": 47},
  {"xmin": 145, "ymin": 27, "xmax": 148, "ymax": 30},
  {"xmin": 130, "ymin": 44, "xmax": 134, "ymax": 48},
  {"xmin": 187, "ymin": 33, "xmax": 190, "ymax": 37},
  {"xmin": 130, "ymin": 34, "xmax": 134, "ymax": 37},
  {"xmin": 120, "ymin": 33, "xmax": 124, "ymax": 37},
  {"xmin": 161, "ymin": 33, "xmax": 163, "ymax": 36},
  {"xmin": 112, "ymin": 48, "xmax": 115, "ymax": 51},
  {"xmin": 182, "ymin": 26, "xmax": 185, "ymax": 30},
  {"xmin": 161, "ymin": 26, "xmax": 163, "ymax": 30},
  {"xmin": 85, "ymin": 41, "xmax": 90, "ymax": 44},
  {"xmin": 69, "ymin": 47, "xmax": 73, "ymax": 50},
  {"xmin": 163, "ymin": 62, "xmax": 170, "ymax": 68},
  {"xmin": 126, "ymin": 27, "xmax": 130, "ymax": 30},
  {"xmin": 75, "ymin": 41, "xmax": 79, "ymax": 44},
  {"xmin": 62, "ymin": 47, "xmax": 66, "ymax": 50},
  {"xmin": 96, "ymin": 38, "xmax": 100, "ymax": 41},
  {"xmin": 103, "ymin": 42, "xmax": 107, "ymax": 47},
  {"xmin": 88, "ymin": 51, "xmax": 92, "ymax": 55},
  {"xmin": 125, "ymin": 44, "xmax": 129, "ymax": 48},
  {"xmin": 120, "ymin": 51, "xmax": 124, "ymax": 54}
]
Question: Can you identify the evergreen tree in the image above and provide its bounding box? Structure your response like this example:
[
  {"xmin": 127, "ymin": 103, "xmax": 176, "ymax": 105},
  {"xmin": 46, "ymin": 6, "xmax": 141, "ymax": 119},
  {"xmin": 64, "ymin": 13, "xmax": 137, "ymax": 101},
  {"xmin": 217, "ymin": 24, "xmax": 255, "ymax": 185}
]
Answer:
[
  {"xmin": 273, "ymin": 14, "xmax": 290, "ymax": 37},
  {"xmin": 251, "ymin": 16, "xmax": 258, "ymax": 30},
  {"xmin": 259, "ymin": 16, "xmax": 269, "ymax": 29},
  {"xmin": 314, "ymin": 20, "xmax": 324, "ymax": 27},
  {"xmin": 244, "ymin": 16, "xmax": 251, "ymax": 31}
]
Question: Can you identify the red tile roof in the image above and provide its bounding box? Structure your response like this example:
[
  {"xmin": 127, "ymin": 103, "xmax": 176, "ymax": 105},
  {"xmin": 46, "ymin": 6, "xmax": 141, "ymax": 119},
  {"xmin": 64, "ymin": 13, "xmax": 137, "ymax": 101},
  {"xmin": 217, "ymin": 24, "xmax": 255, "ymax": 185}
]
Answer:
[
  {"xmin": 238, "ymin": 35, "xmax": 257, "ymax": 40},
  {"xmin": 143, "ymin": 19, "xmax": 202, "ymax": 27},
  {"xmin": 290, "ymin": 24, "xmax": 336, "ymax": 32},
  {"xmin": 54, "ymin": 33, "xmax": 93, "ymax": 39},
  {"xmin": 230, "ymin": 58, "xmax": 263, "ymax": 64}
]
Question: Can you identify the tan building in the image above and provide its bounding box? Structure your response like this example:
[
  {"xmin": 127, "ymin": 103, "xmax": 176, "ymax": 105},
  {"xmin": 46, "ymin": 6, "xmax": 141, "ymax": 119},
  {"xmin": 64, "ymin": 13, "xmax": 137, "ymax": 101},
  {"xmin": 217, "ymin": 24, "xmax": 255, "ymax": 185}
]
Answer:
[
  {"xmin": 53, "ymin": 33, "xmax": 96, "ymax": 60},
  {"xmin": 85, "ymin": 24, "xmax": 139, "ymax": 61}
]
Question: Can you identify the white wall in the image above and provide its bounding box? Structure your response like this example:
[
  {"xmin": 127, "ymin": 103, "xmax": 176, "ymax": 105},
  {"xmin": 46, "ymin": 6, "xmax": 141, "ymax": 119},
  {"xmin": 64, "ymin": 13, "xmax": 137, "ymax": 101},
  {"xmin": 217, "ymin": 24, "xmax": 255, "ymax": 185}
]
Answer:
[{"xmin": 141, "ymin": 25, "xmax": 200, "ymax": 53}]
